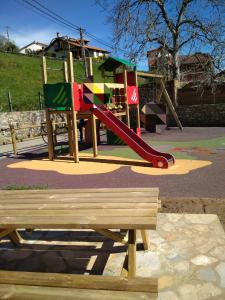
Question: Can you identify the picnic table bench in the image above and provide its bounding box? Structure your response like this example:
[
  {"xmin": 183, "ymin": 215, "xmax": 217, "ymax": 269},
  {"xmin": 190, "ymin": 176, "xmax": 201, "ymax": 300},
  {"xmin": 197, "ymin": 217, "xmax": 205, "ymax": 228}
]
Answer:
[{"xmin": 0, "ymin": 187, "xmax": 160, "ymax": 299}]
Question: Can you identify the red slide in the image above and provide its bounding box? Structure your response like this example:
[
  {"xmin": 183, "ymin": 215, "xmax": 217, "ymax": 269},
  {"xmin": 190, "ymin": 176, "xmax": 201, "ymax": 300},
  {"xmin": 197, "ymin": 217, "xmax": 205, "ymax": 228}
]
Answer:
[{"xmin": 93, "ymin": 105, "xmax": 175, "ymax": 168}]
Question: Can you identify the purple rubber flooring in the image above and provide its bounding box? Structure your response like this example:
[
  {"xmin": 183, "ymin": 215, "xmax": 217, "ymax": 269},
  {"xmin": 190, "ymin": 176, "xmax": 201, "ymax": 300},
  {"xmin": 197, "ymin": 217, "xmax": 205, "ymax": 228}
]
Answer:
[{"xmin": 0, "ymin": 127, "xmax": 224, "ymax": 198}]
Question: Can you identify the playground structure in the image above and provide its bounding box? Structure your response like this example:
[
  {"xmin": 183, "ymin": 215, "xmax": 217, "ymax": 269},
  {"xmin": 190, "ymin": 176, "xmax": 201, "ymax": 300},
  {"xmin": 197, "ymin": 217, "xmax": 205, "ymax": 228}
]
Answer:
[
  {"xmin": 42, "ymin": 52, "xmax": 175, "ymax": 168},
  {"xmin": 138, "ymin": 72, "xmax": 183, "ymax": 133}
]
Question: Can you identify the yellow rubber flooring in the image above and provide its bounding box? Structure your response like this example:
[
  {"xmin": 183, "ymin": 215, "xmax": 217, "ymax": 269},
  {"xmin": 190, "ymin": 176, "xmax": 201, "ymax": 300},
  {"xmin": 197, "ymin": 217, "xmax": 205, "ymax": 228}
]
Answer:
[{"xmin": 7, "ymin": 154, "xmax": 212, "ymax": 176}]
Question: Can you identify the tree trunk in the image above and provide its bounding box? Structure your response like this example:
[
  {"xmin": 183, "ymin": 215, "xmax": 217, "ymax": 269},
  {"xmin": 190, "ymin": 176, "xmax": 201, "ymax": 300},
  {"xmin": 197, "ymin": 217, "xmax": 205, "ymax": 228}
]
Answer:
[{"xmin": 172, "ymin": 51, "xmax": 180, "ymax": 106}]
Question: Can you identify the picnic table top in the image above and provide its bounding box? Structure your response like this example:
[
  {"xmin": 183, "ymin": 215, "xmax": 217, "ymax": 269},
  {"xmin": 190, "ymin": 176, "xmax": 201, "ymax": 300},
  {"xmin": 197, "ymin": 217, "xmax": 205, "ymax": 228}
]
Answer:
[{"xmin": 0, "ymin": 188, "xmax": 159, "ymax": 230}]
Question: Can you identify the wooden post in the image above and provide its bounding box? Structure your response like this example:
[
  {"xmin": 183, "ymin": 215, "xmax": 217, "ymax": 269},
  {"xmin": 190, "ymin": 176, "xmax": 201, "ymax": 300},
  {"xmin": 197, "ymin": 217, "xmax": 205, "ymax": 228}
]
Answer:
[
  {"xmin": 42, "ymin": 56, "xmax": 54, "ymax": 159},
  {"xmin": 160, "ymin": 79, "xmax": 183, "ymax": 130},
  {"xmin": 134, "ymin": 71, "xmax": 141, "ymax": 130},
  {"xmin": 52, "ymin": 120, "xmax": 57, "ymax": 145},
  {"xmin": 7, "ymin": 90, "xmax": 13, "ymax": 112},
  {"xmin": 72, "ymin": 111, "xmax": 79, "ymax": 163},
  {"xmin": 67, "ymin": 52, "xmax": 74, "ymax": 82},
  {"xmin": 38, "ymin": 92, "xmax": 42, "ymax": 110},
  {"xmin": 45, "ymin": 109, "xmax": 54, "ymax": 160},
  {"xmin": 63, "ymin": 61, "xmax": 68, "ymax": 83},
  {"xmin": 128, "ymin": 229, "xmax": 136, "ymax": 278},
  {"xmin": 123, "ymin": 67, "xmax": 130, "ymax": 127},
  {"xmin": 41, "ymin": 56, "xmax": 47, "ymax": 84},
  {"xmin": 9, "ymin": 230, "xmax": 24, "ymax": 246},
  {"xmin": 140, "ymin": 230, "xmax": 150, "ymax": 251},
  {"xmin": 92, "ymin": 115, "xmax": 98, "ymax": 157},
  {"xmin": 68, "ymin": 51, "xmax": 79, "ymax": 163},
  {"xmin": 10, "ymin": 125, "xmax": 17, "ymax": 155},
  {"xmin": 136, "ymin": 104, "xmax": 141, "ymax": 129},
  {"xmin": 67, "ymin": 113, "xmax": 73, "ymax": 156},
  {"xmin": 173, "ymin": 79, "xmax": 179, "ymax": 107},
  {"xmin": 155, "ymin": 79, "xmax": 163, "ymax": 103},
  {"xmin": 87, "ymin": 57, "xmax": 93, "ymax": 78}
]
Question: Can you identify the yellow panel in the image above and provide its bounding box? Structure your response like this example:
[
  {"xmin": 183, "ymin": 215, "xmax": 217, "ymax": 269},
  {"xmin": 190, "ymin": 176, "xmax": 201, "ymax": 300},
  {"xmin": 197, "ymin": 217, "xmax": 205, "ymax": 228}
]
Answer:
[
  {"xmin": 84, "ymin": 83, "xmax": 94, "ymax": 93},
  {"xmin": 93, "ymin": 83, "xmax": 104, "ymax": 94}
]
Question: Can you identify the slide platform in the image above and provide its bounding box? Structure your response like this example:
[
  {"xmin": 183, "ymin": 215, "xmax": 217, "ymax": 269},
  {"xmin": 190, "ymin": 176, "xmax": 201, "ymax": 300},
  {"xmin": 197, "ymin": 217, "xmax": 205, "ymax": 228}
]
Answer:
[{"xmin": 93, "ymin": 105, "xmax": 175, "ymax": 168}]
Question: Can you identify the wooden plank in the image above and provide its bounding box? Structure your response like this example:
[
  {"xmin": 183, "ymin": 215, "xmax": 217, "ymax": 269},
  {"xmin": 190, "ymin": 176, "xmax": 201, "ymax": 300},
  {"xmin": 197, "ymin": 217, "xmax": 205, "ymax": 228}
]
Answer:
[
  {"xmin": 0, "ymin": 229, "xmax": 14, "ymax": 239},
  {"xmin": 95, "ymin": 229, "xmax": 127, "ymax": 244},
  {"xmin": 0, "ymin": 197, "xmax": 158, "ymax": 204},
  {"xmin": 0, "ymin": 284, "xmax": 157, "ymax": 300},
  {"xmin": 128, "ymin": 229, "xmax": 136, "ymax": 278},
  {"xmin": 0, "ymin": 192, "xmax": 159, "ymax": 200},
  {"xmin": 0, "ymin": 203, "xmax": 158, "ymax": 210},
  {"xmin": 0, "ymin": 191, "xmax": 158, "ymax": 198},
  {"xmin": 0, "ymin": 198, "xmax": 159, "ymax": 206},
  {"xmin": 8, "ymin": 230, "xmax": 24, "ymax": 245},
  {"xmin": 160, "ymin": 79, "xmax": 183, "ymax": 130},
  {"xmin": 140, "ymin": 230, "xmax": 150, "ymax": 251},
  {"xmin": 105, "ymin": 83, "xmax": 124, "ymax": 89},
  {"xmin": 155, "ymin": 81, "xmax": 163, "ymax": 103},
  {"xmin": 0, "ymin": 209, "xmax": 157, "ymax": 217},
  {"xmin": 0, "ymin": 187, "xmax": 159, "ymax": 195},
  {"xmin": 137, "ymin": 71, "xmax": 164, "ymax": 79},
  {"xmin": 0, "ymin": 216, "xmax": 157, "ymax": 230},
  {"xmin": 0, "ymin": 271, "xmax": 158, "ymax": 293},
  {"xmin": 0, "ymin": 190, "xmax": 159, "ymax": 199}
]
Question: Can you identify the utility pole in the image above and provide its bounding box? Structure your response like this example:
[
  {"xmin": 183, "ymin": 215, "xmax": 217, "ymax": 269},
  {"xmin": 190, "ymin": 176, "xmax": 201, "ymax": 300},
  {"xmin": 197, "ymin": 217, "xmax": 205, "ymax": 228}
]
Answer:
[
  {"xmin": 5, "ymin": 26, "xmax": 10, "ymax": 41},
  {"xmin": 79, "ymin": 27, "xmax": 88, "ymax": 77}
]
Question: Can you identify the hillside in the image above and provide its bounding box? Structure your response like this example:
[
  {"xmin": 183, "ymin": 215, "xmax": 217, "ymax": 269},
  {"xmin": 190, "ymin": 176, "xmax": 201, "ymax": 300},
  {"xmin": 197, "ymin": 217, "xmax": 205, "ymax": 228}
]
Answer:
[{"xmin": 0, "ymin": 52, "xmax": 109, "ymax": 112}]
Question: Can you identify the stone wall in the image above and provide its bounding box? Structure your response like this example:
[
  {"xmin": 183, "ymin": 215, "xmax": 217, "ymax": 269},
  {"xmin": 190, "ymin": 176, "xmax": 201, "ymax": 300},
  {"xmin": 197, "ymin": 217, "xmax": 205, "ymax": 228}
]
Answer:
[
  {"xmin": 167, "ymin": 104, "xmax": 225, "ymax": 127},
  {"xmin": 0, "ymin": 110, "xmax": 45, "ymax": 145}
]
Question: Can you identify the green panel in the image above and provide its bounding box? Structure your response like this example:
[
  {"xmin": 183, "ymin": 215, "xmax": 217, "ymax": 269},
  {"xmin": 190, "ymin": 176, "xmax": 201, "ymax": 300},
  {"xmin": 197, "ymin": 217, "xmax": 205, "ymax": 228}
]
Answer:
[
  {"xmin": 104, "ymin": 85, "xmax": 112, "ymax": 103},
  {"xmin": 107, "ymin": 130, "xmax": 125, "ymax": 145},
  {"xmin": 99, "ymin": 56, "xmax": 136, "ymax": 72},
  {"xmin": 44, "ymin": 83, "xmax": 72, "ymax": 109},
  {"xmin": 93, "ymin": 94, "xmax": 104, "ymax": 105}
]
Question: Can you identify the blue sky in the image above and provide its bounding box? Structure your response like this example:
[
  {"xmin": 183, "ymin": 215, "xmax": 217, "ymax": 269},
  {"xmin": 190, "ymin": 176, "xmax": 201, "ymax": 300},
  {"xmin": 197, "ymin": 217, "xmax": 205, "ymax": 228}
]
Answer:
[{"xmin": 0, "ymin": 0, "xmax": 113, "ymax": 50}]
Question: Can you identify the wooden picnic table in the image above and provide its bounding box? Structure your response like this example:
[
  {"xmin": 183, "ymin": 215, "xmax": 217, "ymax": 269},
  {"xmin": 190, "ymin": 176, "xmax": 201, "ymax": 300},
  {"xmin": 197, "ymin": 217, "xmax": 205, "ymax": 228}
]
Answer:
[{"xmin": 0, "ymin": 187, "xmax": 159, "ymax": 299}]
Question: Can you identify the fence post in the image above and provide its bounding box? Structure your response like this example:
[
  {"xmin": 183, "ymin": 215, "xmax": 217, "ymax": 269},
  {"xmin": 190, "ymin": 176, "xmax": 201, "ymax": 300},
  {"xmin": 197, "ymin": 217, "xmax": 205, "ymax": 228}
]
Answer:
[
  {"xmin": 38, "ymin": 92, "xmax": 43, "ymax": 110},
  {"xmin": 9, "ymin": 124, "xmax": 17, "ymax": 155},
  {"xmin": 8, "ymin": 90, "xmax": 13, "ymax": 112}
]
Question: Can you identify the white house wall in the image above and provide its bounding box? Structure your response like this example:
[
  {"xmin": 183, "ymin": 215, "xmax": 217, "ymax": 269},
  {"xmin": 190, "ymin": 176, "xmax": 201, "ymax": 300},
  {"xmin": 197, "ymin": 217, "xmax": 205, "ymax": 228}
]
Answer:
[{"xmin": 19, "ymin": 44, "xmax": 44, "ymax": 54}]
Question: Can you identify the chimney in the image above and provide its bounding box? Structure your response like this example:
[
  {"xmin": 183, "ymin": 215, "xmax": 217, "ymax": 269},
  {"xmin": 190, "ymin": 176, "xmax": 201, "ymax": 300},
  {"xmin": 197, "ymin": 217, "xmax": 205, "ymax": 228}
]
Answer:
[{"xmin": 56, "ymin": 32, "xmax": 60, "ymax": 38}]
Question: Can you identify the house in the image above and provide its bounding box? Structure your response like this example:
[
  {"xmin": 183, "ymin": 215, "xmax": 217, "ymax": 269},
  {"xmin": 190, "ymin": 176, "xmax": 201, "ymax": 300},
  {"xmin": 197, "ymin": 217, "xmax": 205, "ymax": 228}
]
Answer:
[
  {"xmin": 147, "ymin": 46, "xmax": 173, "ymax": 78},
  {"xmin": 147, "ymin": 47, "xmax": 213, "ymax": 82},
  {"xmin": 44, "ymin": 33, "xmax": 110, "ymax": 59},
  {"xmin": 18, "ymin": 41, "xmax": 47, "ymax": 54},
  {"xmin": 179, "ymin": 53, "xmax": 213, "ymax": 82}
]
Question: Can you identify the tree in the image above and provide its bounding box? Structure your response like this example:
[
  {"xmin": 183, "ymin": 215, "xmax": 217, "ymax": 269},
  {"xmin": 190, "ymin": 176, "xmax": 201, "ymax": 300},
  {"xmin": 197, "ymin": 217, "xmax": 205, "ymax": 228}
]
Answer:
[
  {"xmin": 0, "ymin": 34, "xmax": 18, "ymax": 52},
  {"xmin": 101, "ymin": 0, "xmax": 224, "ymax": 82}
]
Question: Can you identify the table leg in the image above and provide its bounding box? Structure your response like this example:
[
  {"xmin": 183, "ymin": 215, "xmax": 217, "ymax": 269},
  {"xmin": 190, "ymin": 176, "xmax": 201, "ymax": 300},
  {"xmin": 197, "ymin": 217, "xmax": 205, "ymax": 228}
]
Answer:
[
  {"xmin": 0, "ymin": 229, "xmax": 14, "ymax": 239},
  {"xmin": 141, "ymin": 230, "xmax": 150, "ymax": 251},
  {"xmin": 9, "ymin": 230, "xmax": 24, "ymax": 246},
  {"xmin": 128, "ymin": 229, "xmax": 136, "ymax": 278}
]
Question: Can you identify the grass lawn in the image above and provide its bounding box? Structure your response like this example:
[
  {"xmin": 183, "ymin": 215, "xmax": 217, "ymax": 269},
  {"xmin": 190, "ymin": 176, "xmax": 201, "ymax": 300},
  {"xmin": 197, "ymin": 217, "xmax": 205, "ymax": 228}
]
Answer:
[{"xmin": 0, "ymin": 52, "xmax": 111, "ymax": 112}]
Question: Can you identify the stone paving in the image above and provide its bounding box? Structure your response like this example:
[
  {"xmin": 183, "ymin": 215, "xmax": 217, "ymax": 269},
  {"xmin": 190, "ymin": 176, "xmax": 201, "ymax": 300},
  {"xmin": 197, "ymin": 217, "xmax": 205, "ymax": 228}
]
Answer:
[{"xmin": 0, "ymin": 213, "xmax": 225, "ymax": 299}]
